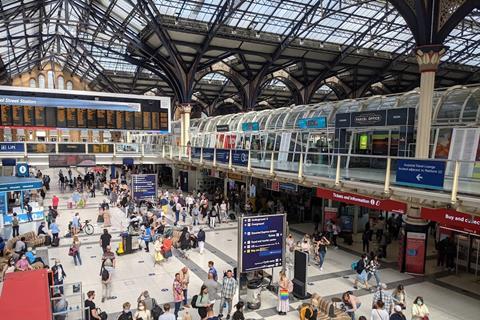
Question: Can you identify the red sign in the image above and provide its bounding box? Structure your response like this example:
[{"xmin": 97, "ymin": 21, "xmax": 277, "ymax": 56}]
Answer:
[
  {"xmin": 421, "ymin": 207, "xmax": 480, "ymax": 235},
  {"xmin": 405, "ymin": 232, "xmax": 426, "ymax": 274},
  {"xmin": 316, "ymin": 188, "xmax": 407, "ymax": 214},
  {"xmin": 323, "ymin": 207, "xmax": 338, "ymax": 232}
]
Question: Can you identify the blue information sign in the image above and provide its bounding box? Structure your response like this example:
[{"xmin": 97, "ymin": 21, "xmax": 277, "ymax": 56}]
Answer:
[
  {"xmin": 232, "ymin": 150, "xmax": 248, "ymax": 166},
  {"xmin": 241, "ymin": 214, "xmax": 285, "ymax": 272},
  {"xmin": 191, "ymin": 147, "xmax": 202, "ymax": 159},
  {"xmin": 297, "ymin": 117, "xmax": 327, "ymax": 129},
  {"xmin": 203, "ymin": 148, "xmax": 215, "ymax": 161},
  {"xmin": 132, "ymin": 174, "xmax": 157, "ymax": 200},
  {"xmin": 216, "ymin": 149, "xmax": 229, "ymax": 163},
  {"xmin": 396, "ymin": 159, "xmax": 446, "ymax": 190},
  {"xmin": 0, "ymin": 142, "xmax": 25, "ymax": 152},
  {"xmin": 242, "ymin": 122, "xmax": 259, "ymax": 131},
  {"xmin": 16, "ymin": 163, "xmax": 29, "ymax": 177}
]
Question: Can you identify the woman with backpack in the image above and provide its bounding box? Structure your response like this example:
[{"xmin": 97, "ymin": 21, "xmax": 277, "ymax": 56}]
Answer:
[
  {"xmin": 353, "ymin": 254, "xmax": 370, "ymax": 290},
  {"xmin": 194, "ymin": 285, "xmax": 211, "ymax": 319},
  {"xmin": 277, "ymin": 270, "xmax": 292, "ymax": 315}
]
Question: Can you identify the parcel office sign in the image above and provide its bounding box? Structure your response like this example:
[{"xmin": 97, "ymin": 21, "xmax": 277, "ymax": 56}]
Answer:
[{"xmin": 335, "ymin": 108, "xmax": 415, "ymax": 128}]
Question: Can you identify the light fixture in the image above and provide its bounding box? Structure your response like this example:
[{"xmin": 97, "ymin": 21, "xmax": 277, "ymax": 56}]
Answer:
[{"xmin": 299, "ymin": 39, "xmax": 304, "ymax": 45}]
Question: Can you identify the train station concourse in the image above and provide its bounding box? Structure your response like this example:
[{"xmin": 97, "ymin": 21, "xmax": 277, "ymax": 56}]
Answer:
[{"xmin": 1, "ymin": 1, "xmax": 480, "ymax": 320}]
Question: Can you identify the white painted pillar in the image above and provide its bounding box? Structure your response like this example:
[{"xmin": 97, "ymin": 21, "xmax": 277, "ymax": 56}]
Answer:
[{"xmin": 415, "ymin": 47, "xmax": 445, "ymax": 158}]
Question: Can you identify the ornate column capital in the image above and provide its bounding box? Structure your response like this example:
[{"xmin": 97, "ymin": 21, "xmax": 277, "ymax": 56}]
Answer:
[
  {"xmin": 415, "ymin": 45, "xmax": 446, "ymax": 73},
  {"xmin": 178, "ymin": 103, "xmax": 192, "ymax": 114}
]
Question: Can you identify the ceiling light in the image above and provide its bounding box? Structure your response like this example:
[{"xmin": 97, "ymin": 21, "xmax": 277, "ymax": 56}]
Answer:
[
  {"xmin": 299, "ymin": 39, "xmax": 304, "ymax": 45},
  {"xmin": 255, "ymin": 32, "xmax": 260, "ymax": 38}
]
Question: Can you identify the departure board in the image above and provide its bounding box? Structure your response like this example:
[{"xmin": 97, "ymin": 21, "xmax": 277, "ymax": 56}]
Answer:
[
  {"xmin": 45, "ymin": 107, "xmax": 57, "ymax": 127},
  {"xmin": 143, "ymin": 111, "xmax": 151, "ymax": 130},
  {"xmin": 57, "ymin": 108, "xmax": 66, "ymax": 127},
  {"xmin": 87, "ymin": 110, "xmax": 96, "ymax": 128},
  {"xmin": 66, "ymin": 108, "xmax": 77, "ymax": 128},
  {"xmin": 134, "ymin": 112, "xmax": 143, "ymax": 130},
  {"xmin": 88, "ymin": 144, "xmax": 114, "ymax": 153},
  {"xmin": 24, "ymin": 106, "xmax": 34, "ymax": 126},
  {"xmin": 77, "ymin": 109, "xmax": 87, "ymax": 128},
  {"xmin": 34, "ymin": 107, "xmax": 45, "ymax": 126},
  {"xmin": 97, "ymin": 110, "xmax": 106, "ymax": 128},
  {"xmin": 106, "ymin": 110, "xmax": 115, "ymax": 129},
  {"xmin": 160, "ymin": 110, "xmax": 168, "ymax": 131},
  {"xmin": 152, "ymin": 112, "xmax": 159, "ymax": 130},
  {"xmin": 116, "ymin": 111, "xmax": 125, "ymax": 129},
  {"xmin": 125, "ymin": 112, "xmax": 134, "ymax": 130},
  {"xmin": 1, "ymin": 105, "xmax": 12, "ymax": 125},
  {"xmin": 27, "ymin": 143, "xmax": 56, "ymax": 153},
  {"xmin": 12, "ymin": 106, "xmax": 23, "ymax": 126}
]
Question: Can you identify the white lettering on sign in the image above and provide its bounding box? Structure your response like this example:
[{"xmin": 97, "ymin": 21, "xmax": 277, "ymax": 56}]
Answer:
[
  {"xmin": 444, "ymin": 213, "xmax": 480, "ymax": 227},
  {"xmin": 398, "ymin": 163, "xmax": 443, "ymax": 175},
  {"xmin": 333, "ymin": 192, "xmax": 380, "ymax": 206}
]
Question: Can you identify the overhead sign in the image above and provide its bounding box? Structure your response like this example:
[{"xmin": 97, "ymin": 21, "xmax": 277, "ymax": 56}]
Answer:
[
  {"xmin": 0, "ymin": 177, "xmax": 43, "ymax": 192},
  {"xmin": 239, "ymin": 214, "xmax": 285, "ymax": 272},
  {"xmin": 215, "ymin": 148, "xmax": 229, "ymax": 163},
  {"xmin": 191, "ymin": 147, "xmax": 202, "ymax": 159},
  {"xmin": 297, "ymin": 117, "xmax": 327, "ymax": 129},
  {"xmin": 202, "ymin": 148, "xmax": 214, "ymax": 161},
  {"xmin": 335, "ymin": 108, "xmax": 415, "ymax": 128},
  {"xmin": 421, "ymin": 207, "xmax": 480, "ymax": 235},
  {"xmin": 232, "ymin": 150, "xmax": 248, "ymax": 166},
  {"xmin": 316, "ymin": 187, "xmax": 407, "ymax": 214},
  {"xmin": 16, "ymin": 163, "xmax": 29, "ymax": 177},
  {"xmin": 0, "ymin": 142, "xmax": 24, "ymax": 152},
  {"xmin": 132, "ymin": 174, "xmax": 157, "ymax": 200},
  {"xmin": 48, "ymin": 155, "xmax": 96, "ymax": 167},
  {"xmin": 242, "ymin": 122, "xmax": 259, "ymax": 131},
  {"xmin": 216, "ymin": 124, "xmax": 229, "ymax": 132},
  {"xmin": 396, "ymin": 159, "xmax": 445, "ymax": 190},
  {"xmin": 58, "ymin": 144, "xmax": 86, "ymax": 153}
]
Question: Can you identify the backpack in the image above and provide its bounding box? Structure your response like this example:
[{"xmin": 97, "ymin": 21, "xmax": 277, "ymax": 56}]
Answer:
[
  {"xmin": 191, "ymin": 294, "xmax": 199, "ymax": 308},
  {"xmin": 351, "ymin": 261, "xmax": 358, "ymax": 271},
  {"xmin": 151, "ymin": 299, "xmax": 163, "ymax": 320},
  {"xmin": 101, "ymin": 267, "xmax": 109, "ymax": 281},
  {"xmin": 355, "ymin": 259, "xmax": 364, "ymax": 274}
]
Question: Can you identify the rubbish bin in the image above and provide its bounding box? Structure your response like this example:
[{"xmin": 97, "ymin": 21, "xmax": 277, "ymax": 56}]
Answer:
[{"xmin": 246, "ymin": 279, "xmax": 262, "ymax": 310}]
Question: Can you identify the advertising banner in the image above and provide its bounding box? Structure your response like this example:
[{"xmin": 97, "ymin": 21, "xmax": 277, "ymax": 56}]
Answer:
[
  {"xmin": 240, "ymin": 214, "xmax": 285, "ymax": 272},
  {"xmin": 48, "ymin": 155, "xmax": 96, "ymax": 167},
  {"xmin": 396, "ymin": 159, "xmax": 446, "ymax": 190},
  {"xmin": 232, "ymin": 150, "xmax": 248, "ymax": 166},
  {"xmin": 405, "ymin": 232, "xmax": 426, "ymax": 274},
  {"xmin": 323, "ymin": 207, "xmax": 338, "ymax": 232},
  {"xmin": 0, "ymin": 142, "xmax": 24, "ymax": 152},
  {"xmin": 191, "ymin": 147, "xmax": 202, "ymax": 159},
  {"xmin": 316, "ymin": 187, "xmax": 407, "ymax": 214},
  {"xmin": 242, "ymin": 122, "xmax": 259, "ymax": 131},
  {"xmin": 297, "ymin": 117, "xmax": 327, "ymax": 129},
  {"xmin": 216, "ymin": 124, "xmax": 229, "ymax": 132},
  {"xmin": 421, "ymin": 207, "xmax": 480, "ymax": 234},
  {"xmin": 202, "ymin": 148, "xmax": 215, "ymax": 161},
  {"xmin": 215, "ymin": 148, "xmax": 229, "ymax": 163},
  {"xmin": 58, "ymin": 144, "xmax": 86, "ymax": 153},
  {"xmin": 132, "ymin": 174, "xmax": 157, "ymax": 200}
]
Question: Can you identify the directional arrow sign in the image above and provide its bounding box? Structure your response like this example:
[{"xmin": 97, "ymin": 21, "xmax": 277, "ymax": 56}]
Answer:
[{"xmin": 396, "ymin": 159, "xmax": 445, "ymax": 190}]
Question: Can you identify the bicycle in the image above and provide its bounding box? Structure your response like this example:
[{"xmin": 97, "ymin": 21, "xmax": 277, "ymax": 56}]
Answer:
[{"xmin": 80, "ymin": 219, "xmax": 94, "ymax": 235}]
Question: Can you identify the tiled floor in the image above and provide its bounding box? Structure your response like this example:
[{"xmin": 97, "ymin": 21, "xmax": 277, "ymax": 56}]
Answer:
[{"xmin": 9, "ymin": 173, "xmax": 480, "ymax": 320}]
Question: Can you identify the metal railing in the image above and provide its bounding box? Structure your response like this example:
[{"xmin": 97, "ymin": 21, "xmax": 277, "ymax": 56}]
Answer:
[{"xmin": 163, "ymin": 144, "xmax": 480, "ymax": 200}]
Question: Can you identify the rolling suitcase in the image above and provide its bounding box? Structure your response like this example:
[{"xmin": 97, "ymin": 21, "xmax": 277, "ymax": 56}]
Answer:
[
  {"xmin": 51, "ymin": 237, "xmax": 60, "ymax": 247},
  {"xmin": 44, "ymin": 235, "xmax": 52, "ymax": 246}
]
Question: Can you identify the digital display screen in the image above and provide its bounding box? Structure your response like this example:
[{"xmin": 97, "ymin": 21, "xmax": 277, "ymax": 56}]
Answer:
[
  {"xmin": 134, "ymin": 112, "xmax": 143, "ymax": 130},
  {"xmin": 57, "ymin": 108, "xmax": 66, "ymax": 127},
  {"xmin": 97, "ymin": 110, "xmax": 106, "ymax": 128},
  {"xmin": 77, "ymin": 109, "xmax": 87, "ymax": 128},
  {"xmin": 23, "ymin": 106, "xmax": 34, "ymax": 126},
  {"xmin": 143, "ymin": 111, "xmax": 151, "ymax": 130},
  {"xmin": 88, "ymin": 144, "xmax": 114, "ymax": 153},
  {"xmin": 27, "ymin": 143, "xmax": 56, "ymax": 153},
  {"xmin": 34, "ymin": 107, "xmax": 45, "ymax": 126},
  {"xmin": 45, "ymin": 107, "xmax": 57, "ymax": 127},
  {"xmin": 58, "ymin": 144, "xmax": 86, "ymax": 153},
  {"xmin": 125, "ymin": 112, "xmax": 134, "ymax": 130},
  {"xmin": 1, "ymin": 105, "xmax": 12, "ymax": 125},
  {"xmin": 116, "ymin": 111, "xmax": 125, "ymax": 129},
  {"xmin": 106, "ymin": 110, "xmax": 115, "ymax": 129},
  {"xmin": 66, "ymin": 108, "xmax": 77, "ymax": 128},
  {"xmin": 152, "ymin": 112, "xmax": 159, "ymax": 130},
  {"xmin": 12, "ymin": 106, "xmax": 23, "ymax": 126},
  {"xmin": 49, "ymin": 155, "xmax": 96, "ymax": 167},
  {"xmin": 87, "ymin": 110, "xmax": 97, "ymax": 128},
  {"xmin": 241, "ymin": 214, "xmax": 284, "ymax": 272}
]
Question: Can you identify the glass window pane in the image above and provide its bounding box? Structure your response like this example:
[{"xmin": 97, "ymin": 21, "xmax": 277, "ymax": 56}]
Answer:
[
  {"xmin": 38, "ymin": 74, "xmax": 46, "ymax": 88},
  {"xmin": 66, "ymin": 81, "xmax": 73, "ymax": 90},
  {"xmin": 29, "ymin": 78, "xmax": 36, "ymax": 88},
  {"xmin": 57, "ymin": 76, "xmax": 65, "ymax": 90},
  {"xmin": 47, "ymin": 71, "xmax": 54, "ymax": 89}
]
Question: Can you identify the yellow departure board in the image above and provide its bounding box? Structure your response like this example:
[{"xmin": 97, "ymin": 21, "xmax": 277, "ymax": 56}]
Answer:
[
  {"xmin": 125, "ymin": 111, "xmax": 134, "ymax": 129},
  {"xmin": 23, "ymin": 106, "xmax": 34, "ymax": 126},
  {"xmin": 97, "ymin": 110, "xmax": 106, "ymax": 128},
  {"xmin": 12, "ymin": 106, "xmax": 23, "ymax": 126},
  {"xmin": 1, "ymin": 105, "xmax": 12, "ymax": 125},
  {"xmin": 116, "ymin": 111, "xmax": 124, "ymax": 129},
  {"xmin": 34, "ymin": 107, "xmax": 45, "ymax": 126},
  {"xmin": 143, "ymin": 111, "xmax": 151, "ymax": 130},
  {"xmin": 77, "ymin": 109, "xmax": 87, "ymax": 128},
  {"xmin": 152, "ymin": 112, "xmax": 159, "ymax": 130},
  {"xmin": 57, "ymin": 108, "xmax": 66, "ymax": 127},
  {"xmin": 87, "ymin": 110, "xmax": 96, "ymax": 128},
  {"xmin": 66, "ymin": 108, "xmax": 77, "ymax": 127},
  {"xmin": 106, "ymin": 110, "xmax": 115, "ymax": 128}
]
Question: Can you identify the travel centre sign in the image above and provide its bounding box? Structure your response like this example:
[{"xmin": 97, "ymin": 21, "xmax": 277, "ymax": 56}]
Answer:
[
  {"xmin": 316, "ymin": 187, "xmax": 407, "ymax": 214},
  {"xmin": 421, "ymin": 207, "xmax": 480, "ymax": 235}
]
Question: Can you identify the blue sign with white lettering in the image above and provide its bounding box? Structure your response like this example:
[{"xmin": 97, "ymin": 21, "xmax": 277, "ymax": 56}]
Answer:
[
  {"xmin": 0, "ymin": 143, "xmax": 24, "ymax": 152},
  {"xmin": 242, "ymin": 122, "xmax": 260, "ymax": 131},
  {"xmin": 232, "ymin": 150, "xmax": 249, "ymax": 166},
  {"xmin": 241, "ymin": 214, "xmax": 285, "ymax": 272},
  {"xmin": 297, "ymin": 117, "xmax": 327, "ymax": 129},
  {"xmin": 216, "ymin": 149, "xmax": 229, "ymax": 163},
  {"xmin": 396, "ymin": 159, "xmax": 446, "ymax": 190},
  {"xmin": 16, "ymin": 163, "xmax": 29, "ymax": 177},
  {"xmin": 203, "ymin": 148, "xmax": 215, "ymax": 161},
  {"xmin": 191, "ymin": 147, "xmax": 202, "ymax": 159},
  {"xmin": 131, "ymin": 174, "xmax": 157, "ymax": 200}
]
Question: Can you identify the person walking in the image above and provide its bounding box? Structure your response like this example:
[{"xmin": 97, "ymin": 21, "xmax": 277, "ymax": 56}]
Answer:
[
  {"xmin": 367, "ymin": 254, "xmax": 381, "ymax": 287},
  {"xmin": 50, "ymin": 220, "xmax": 60, "ymax": 242},
  {"xmin": 52, "ymin": 195, "xmax": 59, "ymax": 210},
  {"xmin": 219, "ymin": 269, "xmax": 238, "ymax": 319},
  {"xmin": 411, "ymin": 297, "xmax": 429, "ymax": 320},
  {"xmin": 51, "ymin": 259, "xmax": 67, "ymax": 294},
  {"xmin": 173, "ymin": 273, "xmax": 184, "ymax": 319},
  {"xmin": 301, "ymin": 235, "xmax": 312, "ymax": 266},
  {"xmin": 362, "ymin": 230, "xmax": 370, "ymax": 253},
  {"xmin": 371, "ymin": 283, "xmax": 394, "ymax": 314},
  {"xmin": 196, "ymin": 285, "xmax": 212, "ymax": 319},
  {"xmin": 208, "ymin": 261, "xmax": 218, "ymax": 281},
  {"xmin": 71, "ymin": 235, "xmax": 82, "ymax": 266},
  {"xmin": 100, "ymin": 229, "xmax": 112, "ymax": 253},
  {"xmin": 100, "ymin": 260, "xmax": 113, "ymax": 303},
  {"xmin": 342, "ymin": 291, "xmax": 361, "ymax": 320},
  {"xmin": 277, "ymin": 270, "xmax": 291, "ymax": 316},
  {"xmin": 445, "ymin": 237, "xmax": 457, "ymax": 272},
  {"xmin": 192, "ymin": 204, "xmax": 200, "ymax": 226},
  {"xmin": 353, "ymin": 254, "xmax": 369, "ymax": 290},
  {"xmin": 316, "ymin": 234, "xmax": 330, "ymax": 271},
  {"xmin": 209, "ymin": 208, "xmax": 217, "ymax": 229},
  {"xmin": 197, "ymin": 228, "xmax": 206, "ymax": 254},
  {"xmin": 179, "ymin": 267, "xmax": 190, "ymax": 307},
  {"xmin": 371, "ymin": 301, "xmax": 389, "ymax": 320},
  {"xmin": 71, "ymin": 212, "xmax": 80, "ymax": 235},
  {"xmin": 203, "ymin": 272, "xmax": 220, "ymax": 302},
  {"xmin": 11, "ymin": 213, "xmax": 20, "ymax": 237}
]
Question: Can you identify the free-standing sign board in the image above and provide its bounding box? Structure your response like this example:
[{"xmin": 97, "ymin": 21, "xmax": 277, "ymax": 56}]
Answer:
[
  {"xmin": 405, "ymin": 232, "xmax": 426, "ymax": 275},
  {"xmin": 131, "ymin": 174, "xmax": 157, "ymax": 201},
  {"xmin": 238, "ymin": 214, "xmax": 286, "ymax": 272}
]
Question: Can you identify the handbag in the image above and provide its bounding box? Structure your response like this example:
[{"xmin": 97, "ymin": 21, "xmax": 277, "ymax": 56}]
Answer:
[
  {"xmin": 68, "ymin": 246, "xmax": 78, "ymax": 256},
  {"xmin": 422, "ymin": 317, "xmax": 429, "ymax": 320}
]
